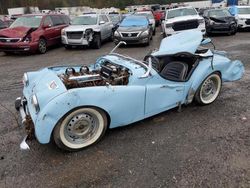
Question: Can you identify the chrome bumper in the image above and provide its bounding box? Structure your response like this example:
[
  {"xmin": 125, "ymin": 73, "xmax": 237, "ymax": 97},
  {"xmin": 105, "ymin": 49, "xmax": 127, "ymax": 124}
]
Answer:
[{"xmin": 15, "ymin": 97, "xmax": 34, "ymax": 150}]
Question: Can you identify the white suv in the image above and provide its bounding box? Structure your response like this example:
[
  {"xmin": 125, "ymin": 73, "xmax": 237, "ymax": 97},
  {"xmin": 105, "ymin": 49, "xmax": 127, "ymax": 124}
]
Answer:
[
  {"xmin": 228, "ymin": 6, "xmax": 250, "ymax": 29},
  {"xmin": 162, "ymin": 6, "xmax": 205, "ymax": 36},
  {"xmin": 61, "ymin": 13, "xmax": 113, "ymax": 49}
]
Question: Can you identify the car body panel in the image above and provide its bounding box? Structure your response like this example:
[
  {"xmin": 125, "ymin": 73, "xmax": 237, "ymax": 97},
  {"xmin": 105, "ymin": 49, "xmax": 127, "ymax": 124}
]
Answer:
[{"xmin": 18, "ymin": 31, "xmax": 244, "ymax": 144}]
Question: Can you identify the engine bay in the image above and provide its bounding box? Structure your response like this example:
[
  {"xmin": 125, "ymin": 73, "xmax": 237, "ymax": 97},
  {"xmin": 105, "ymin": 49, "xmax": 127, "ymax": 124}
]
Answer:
[{"xmin": 58, "ymin": 61, "xmax": 130, "ymax": 89}]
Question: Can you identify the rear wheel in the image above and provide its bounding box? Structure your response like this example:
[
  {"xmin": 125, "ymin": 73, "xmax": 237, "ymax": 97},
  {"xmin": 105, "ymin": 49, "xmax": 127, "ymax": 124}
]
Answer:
[
  {"xmin": 195, "ymin": 73, "xmax": 222, "ymax": 105},
  {"xmin": 38, "ymin": 38, "xmax": 47, "ymax": 54},
  {"xmin": 53, "ymin": 107, "xmax": 108, "ymax": 151}
]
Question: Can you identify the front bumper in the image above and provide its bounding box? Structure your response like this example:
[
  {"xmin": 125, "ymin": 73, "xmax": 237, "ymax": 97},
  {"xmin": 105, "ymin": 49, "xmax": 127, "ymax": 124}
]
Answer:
[
  {"xmin": 15, "ymin": 97, "xmax": 35, "ymax": 150},
  {"xmin": 206, "ymin": 23, "xmax": 234, "ymax": 33},
  {"xmin": 0, "ymin": 41, "xmax": 38, "ymax": 52},
  {"xmin": 61, "ymin": 35, "xmax": 90, "ymax": 46},
  {"xmin": 114, "ymin": 35, "xmax": 149, "ymax": 45},
  {"xmin": 237, "ymin": 19, "xmax": 250, "ymax": 28},
  {"xmin": 164, "ymin": 23, "xmax": 206, "ymax": 36}
]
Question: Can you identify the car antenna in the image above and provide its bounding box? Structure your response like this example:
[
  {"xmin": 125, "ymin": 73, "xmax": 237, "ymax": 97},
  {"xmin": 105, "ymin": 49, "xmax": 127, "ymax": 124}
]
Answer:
[{"xmin": 110, "ymin": 41, "xmax": 127, "ymax": 54}]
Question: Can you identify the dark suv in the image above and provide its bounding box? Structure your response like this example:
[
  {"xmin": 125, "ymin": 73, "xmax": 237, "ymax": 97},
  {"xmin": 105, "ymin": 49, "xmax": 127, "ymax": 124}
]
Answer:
[{"xmin": 0, "ymin": 14, "xmax": 70, "ymax": 54}]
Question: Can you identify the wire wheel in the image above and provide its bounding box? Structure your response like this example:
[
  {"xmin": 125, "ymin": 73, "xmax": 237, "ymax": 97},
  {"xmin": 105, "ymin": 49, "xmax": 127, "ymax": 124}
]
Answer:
[{"xmin": 38, "ymin": 38, "xmax": 47, "ymax": 54}]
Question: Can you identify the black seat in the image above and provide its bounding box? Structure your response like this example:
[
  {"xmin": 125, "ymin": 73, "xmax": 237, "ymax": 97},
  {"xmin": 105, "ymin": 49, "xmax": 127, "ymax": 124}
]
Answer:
[{"xmin": 160, "ymin": 61, "xmax": 188, "ymax": 82}]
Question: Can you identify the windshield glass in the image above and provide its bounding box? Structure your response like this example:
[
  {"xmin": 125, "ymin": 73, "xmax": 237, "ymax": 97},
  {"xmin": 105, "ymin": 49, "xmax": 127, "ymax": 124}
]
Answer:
[
  {"xmin": 10, "ymin": 16, "xmax": 42, "ymax": 28},
  {"xmin": 209, "ymin": 9, "xmax": 231, "ymax": 17},
  {"xmin": 135, "ymin": 12, "xmax": 154, "ymax": 19},
  {"xmin": 238, "ymin": 8, "xmax": 250, "ymax": 14},
  {"xmin": 71, "ymin": 16, "xmax": 97, "ymax": 25},
  {"xmin": 109, "ymin": 15, "xmax": 120, "ymax": 24},
  {"xmin": 167, "ymin": 8, "xmax": 197, "ymax": 19},
  {"xmin": 120, "ymin": 16, "xmax": 148, "ymax": 27}
]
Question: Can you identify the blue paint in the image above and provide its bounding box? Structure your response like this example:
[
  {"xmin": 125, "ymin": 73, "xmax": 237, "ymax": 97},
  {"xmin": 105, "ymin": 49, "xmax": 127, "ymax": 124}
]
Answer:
[{"xmin": 21, "ymin": 31, "xmax": 244, "ymax": 144}]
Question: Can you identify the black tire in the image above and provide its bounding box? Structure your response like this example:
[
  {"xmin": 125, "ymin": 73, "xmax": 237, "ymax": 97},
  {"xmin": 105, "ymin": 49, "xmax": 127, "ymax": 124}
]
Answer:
[
  {"xmin": 53, "ymin": 107, "xmax": 108, "ymax": 152},
  {"xmin": 4, "ymin": 51, "xmax": 14, "ymax": 55},
  {"xmin": 38, "ymin": 38, "xmax": 47, "ymax": 54},
  {"xmin": 153, "ymin": 28, "xmax": 156, "ymax": 36},
  {"xmin": 145, "ymin": 37, "xmax": 151, "ymax": 46},
  {"xmin": 91, "ymin": 34, "xmax": 101, "ymax": 49},
  {"xmin": 194, "ymin": 72, "xmax": 222, "ymax": 105},
  {"xmin": 64, "ymin": 45, "xmax": 72, "ymax": 50}
]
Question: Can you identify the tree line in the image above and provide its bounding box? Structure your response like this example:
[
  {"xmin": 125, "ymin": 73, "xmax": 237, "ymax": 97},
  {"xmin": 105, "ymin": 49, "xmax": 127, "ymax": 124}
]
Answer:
[{"xmin": 0, "ymin": 0, "xmax": 199, "ymax": 14}]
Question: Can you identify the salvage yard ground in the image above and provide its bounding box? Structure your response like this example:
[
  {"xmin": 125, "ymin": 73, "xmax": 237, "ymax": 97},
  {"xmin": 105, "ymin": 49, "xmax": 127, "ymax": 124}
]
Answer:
[{"xmin": 0, "ymin": 29, "xmax": 249, "ymax": 187}]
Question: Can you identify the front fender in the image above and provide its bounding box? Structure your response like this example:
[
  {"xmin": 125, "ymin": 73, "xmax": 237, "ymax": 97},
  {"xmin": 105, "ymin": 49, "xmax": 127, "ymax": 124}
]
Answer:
[{"xmin": 34, "ymin": 85, "xmax": 145, "ymax": 144}]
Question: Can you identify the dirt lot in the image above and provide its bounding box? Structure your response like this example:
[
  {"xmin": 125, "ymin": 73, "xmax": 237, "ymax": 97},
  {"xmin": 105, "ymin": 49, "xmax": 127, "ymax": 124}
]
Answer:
[{"xmin": 0, "ymin": 29, "xmax": 249, "ymax": 188}]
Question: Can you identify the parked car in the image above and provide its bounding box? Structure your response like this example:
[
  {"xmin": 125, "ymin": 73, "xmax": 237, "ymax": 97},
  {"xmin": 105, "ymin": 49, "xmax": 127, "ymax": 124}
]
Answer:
[
  {"xmin": 61, "ymin": 13, "xmax": 113, "ymax": 49},
  {"xmin": 228, "ymin": 6, "xmax": 250, "ymax": 29},
  {"xmin": 203, "ymin": 9, "xmax": 237, "ymax": 35},
  {"xmin": 0, "ymin": 20, "xmax": 8, "ymax": 30},
  {"xmin": 134, "ymin": 10, "xmax": 156, "ymax": 35},
  {"xmin": 113, "ymin": 15, "xmax": 153, "ymax": 46},
  {"xmin": 108, "ymin": 12, "xmax": 122, "ymax": 29},
  {"xmin": 0, "ymin": 14, "xmax": 70, "ymax": 54},
  {"xmin": 162, "ymin": 6, "xmax": 206, "ymax": 36},
  {"xmin": 16, "ymin": 30, "xmax": 244, "ymax": 151}
]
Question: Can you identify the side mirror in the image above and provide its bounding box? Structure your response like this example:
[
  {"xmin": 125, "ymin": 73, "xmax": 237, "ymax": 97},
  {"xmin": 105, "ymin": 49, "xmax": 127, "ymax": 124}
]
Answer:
[
  {"xmin": 99, "ymin": 21, "xmax": 105, "ymax": 25},
  {"xmin": 201, "ymin": 38, "xmax": 211, "ymax": 45}
]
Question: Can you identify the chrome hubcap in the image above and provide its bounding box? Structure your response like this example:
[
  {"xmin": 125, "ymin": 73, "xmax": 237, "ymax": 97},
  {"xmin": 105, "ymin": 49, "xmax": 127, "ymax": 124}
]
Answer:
[
  {"xmin": 201, "ymin": 78, "xmax": 218, "ymax": 101},
  {"xmin": 39, "ymin": 40, "xmax": 46, "ymax": 53},
  {"xmin": 64, "ymin": 113, "xmax": 98, "ymax": 144}
]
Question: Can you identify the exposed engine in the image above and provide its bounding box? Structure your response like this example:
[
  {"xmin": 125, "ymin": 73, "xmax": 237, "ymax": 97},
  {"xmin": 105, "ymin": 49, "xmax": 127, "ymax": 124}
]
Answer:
[{"xmin": 59, "ymin": 61, "xmax": 130, "ymax": 89}]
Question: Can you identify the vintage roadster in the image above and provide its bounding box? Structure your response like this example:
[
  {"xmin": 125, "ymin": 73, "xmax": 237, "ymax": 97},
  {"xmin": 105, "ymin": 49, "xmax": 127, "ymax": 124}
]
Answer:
[{"xmin": 15, "ymin": 31, "xmax": 244, "ymax": 151}]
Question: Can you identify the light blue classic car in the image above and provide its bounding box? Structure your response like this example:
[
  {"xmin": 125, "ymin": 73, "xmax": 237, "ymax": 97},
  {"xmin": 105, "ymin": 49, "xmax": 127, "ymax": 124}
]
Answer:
[{"xmin": 16, "ymin": 31, "xmax": 244, "ymax": 151}]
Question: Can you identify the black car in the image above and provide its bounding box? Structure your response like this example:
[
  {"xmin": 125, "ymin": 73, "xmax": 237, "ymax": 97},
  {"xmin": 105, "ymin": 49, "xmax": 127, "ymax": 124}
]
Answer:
[
  {"xmin": 113, "ymin": 15, "xmax": 153, "ymax": 46},
  {"xmin": 203, "ymin": 9, "xmax": 237, "ymax": 35}
]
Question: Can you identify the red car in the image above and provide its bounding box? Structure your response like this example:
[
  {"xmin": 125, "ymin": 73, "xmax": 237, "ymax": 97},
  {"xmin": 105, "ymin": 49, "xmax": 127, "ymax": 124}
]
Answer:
[{"xmin": 0, "ymin": 14, "xmax": 70, "ymax": 54}]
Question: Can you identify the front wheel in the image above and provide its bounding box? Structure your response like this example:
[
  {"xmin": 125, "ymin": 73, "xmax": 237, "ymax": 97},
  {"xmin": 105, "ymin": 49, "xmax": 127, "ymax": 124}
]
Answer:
[
  {"xmin": 38, "ymin": 38, "xmax": 47, "ymax": 54},
  {"xmin": 53, "ymin": 108, "xmax": 108, "ymax": 151},
  {"xmin": 194, "ymin": 73, "xmax": 222, "ymax": 105}
]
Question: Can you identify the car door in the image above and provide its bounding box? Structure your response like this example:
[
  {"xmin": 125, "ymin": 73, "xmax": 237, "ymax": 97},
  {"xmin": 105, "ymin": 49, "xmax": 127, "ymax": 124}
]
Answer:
[
  {"xmin": 145, "ymin": 76, "xmax": 185, "ymax": 116},
  {"xmin": 42, "ymin": 16, "xmax": 55, "ymax": 46},
  {"xmin": 99, "ymin": 15, "xmax": 108, "ymax": 40},
  {"xmin": 103, "ymin": 15, "xmax": 113, "ymax": 38},
  {"xmin": 50, "ymin": 15, "xmax": 64, "ymax": 44}
]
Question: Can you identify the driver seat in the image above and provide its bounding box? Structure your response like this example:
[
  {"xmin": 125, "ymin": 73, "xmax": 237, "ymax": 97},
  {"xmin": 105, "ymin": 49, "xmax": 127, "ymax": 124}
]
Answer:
[{"xmin": 160, "ymin": 61, "xmax": 188, "ymax": 82}]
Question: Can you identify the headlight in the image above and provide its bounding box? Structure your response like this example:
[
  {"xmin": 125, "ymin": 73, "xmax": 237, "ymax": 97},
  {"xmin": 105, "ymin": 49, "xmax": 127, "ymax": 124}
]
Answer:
[
  {"xmin": 23, "ymin": 36, "xmax": 31, "ymax": 43},
  {"xmin": 61, "ymin": 29, "xmax": 66, "ymax": 35},
  {"xmin": 141, "ymin": 30, "xmax": 149, "ymax": 37},
  {"xmin": 114, "ymin": 31, "xmax": 120, "ymax": 37},
  {"xmin": 31, "ymin": 94, "xmax": 40, "ymax": 113},
  {"xmin": 239, "ymin": 18, "xmax": 246, "ymax": 21},
  {"xmin": 22, "ymin": 73, "xmax": 29, "ymax": 86},
  {"xmin": 209, "ymin": 19, "xmax": 215, "ymax": 25}
]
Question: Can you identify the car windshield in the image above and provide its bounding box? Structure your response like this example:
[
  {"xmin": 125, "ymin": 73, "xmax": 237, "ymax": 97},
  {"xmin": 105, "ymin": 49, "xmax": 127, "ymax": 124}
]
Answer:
[
  {"xmin": 109, "ymin": 15, "xmax": 120, "ymax": 24},
  {"xmin": 238, "ymin": 7, "xmax": 250, "ymax": 14},
  {"xmin": 209, "ymin": 9, "xmax": 231, "ymax": 17},
  {"xmin": 135, "ymin": 12, "xmax": 154, "ymax": 19},
  {"xmin": 167, "ymin": 8, "xmax": 197, "ymax": 19},
  {"xmin": 10, "ymin": 16, "xmax": 42, "ymax": 28},
  {"xmin": 71, "ymin": 16, "xmax": 97, "ymax": 25},
  {"xmin": 120, "ymin": 16, "xmax": 148, "ymax": 27}
]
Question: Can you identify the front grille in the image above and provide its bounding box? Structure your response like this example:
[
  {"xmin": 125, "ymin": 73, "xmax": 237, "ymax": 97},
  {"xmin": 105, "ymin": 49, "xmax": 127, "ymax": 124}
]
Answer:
[
  {"xmin": 0, "ymin": 38, "xmax": 21, "ymax": 43},
  {"xmin": 172, "ymin": 20, "xmax": 199, "ymax": 31},
  {"xmin": 245, "ymin": 19, "xmax": 250, "ymax": 25},
  {"xmin": 67, "ymin": 31, "xmax": 83, "ymax": 39},
  {"xmin": 121, "ymin": 32, "xmax": 139, "ymax": 38}
]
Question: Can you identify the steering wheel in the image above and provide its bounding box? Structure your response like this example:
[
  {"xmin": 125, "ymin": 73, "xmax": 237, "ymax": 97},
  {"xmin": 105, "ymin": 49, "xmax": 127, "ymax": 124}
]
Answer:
[{"xmin": 143, "ymin": 55, "xmax": 160, "ymax": 71}]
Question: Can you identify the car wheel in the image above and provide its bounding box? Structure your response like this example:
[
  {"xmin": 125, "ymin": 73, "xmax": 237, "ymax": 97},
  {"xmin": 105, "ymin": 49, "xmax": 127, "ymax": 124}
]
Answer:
[
  {"xmin": 64, "ymin": 45, "xmax": 72, "ymax": 50},
  {"xmin": 145, "ymin": 37, "xmax": 151, "ymax": 46},
  {"xmin": 38, "ymin": 38, "xmax": 47, "ymax": 54},
  {"xmin": 153, "ymin": 29, "xmax": 156, "ymax": 36},
  {"xmin": 53, "ymin": 107, "xmax": 108, "ymax": 151},
  {"xmin": 91, "ymin": 34, "xmax": 101, "ymax": 49},
  {"xmin": 194, "ymin": 73, "xmax": 222, "ymax": 105}
]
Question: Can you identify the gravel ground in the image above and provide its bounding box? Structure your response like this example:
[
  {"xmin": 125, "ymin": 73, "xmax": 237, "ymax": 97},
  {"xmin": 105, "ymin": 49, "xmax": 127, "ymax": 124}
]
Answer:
[{"xmin": 0, "ymin": 29, "xmax": 249, "ymax": 188}]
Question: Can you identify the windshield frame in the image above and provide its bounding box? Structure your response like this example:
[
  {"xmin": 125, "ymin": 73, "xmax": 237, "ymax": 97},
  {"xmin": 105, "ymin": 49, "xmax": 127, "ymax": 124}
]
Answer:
[{"xmin": 10, "ymin": 16, "xmax": 43, "ymax": 28}]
